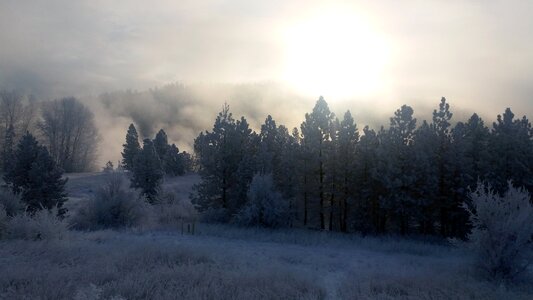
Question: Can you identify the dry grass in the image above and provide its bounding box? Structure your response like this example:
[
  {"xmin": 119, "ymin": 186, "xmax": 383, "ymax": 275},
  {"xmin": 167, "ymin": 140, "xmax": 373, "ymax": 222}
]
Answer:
[{"xmin": 0, "ymin": 232, "xmax": 325, "ymax": 300}]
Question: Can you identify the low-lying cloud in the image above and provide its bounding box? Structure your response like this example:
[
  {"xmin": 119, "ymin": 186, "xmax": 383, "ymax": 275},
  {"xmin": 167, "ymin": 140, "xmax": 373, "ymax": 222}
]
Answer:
[{"xmin": 0, "ymin": 0, "xmax": 532, "ymax": 166}]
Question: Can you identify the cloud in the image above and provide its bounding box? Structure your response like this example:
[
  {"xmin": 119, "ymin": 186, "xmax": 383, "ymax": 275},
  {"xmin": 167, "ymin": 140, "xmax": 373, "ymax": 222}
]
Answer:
[{"xmin": 0, "ymin": 0, "xmax": 531, "ymax": 166}]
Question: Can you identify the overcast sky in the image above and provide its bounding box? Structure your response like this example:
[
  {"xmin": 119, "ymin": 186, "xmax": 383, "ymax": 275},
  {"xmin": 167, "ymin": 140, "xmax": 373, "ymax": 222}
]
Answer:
[{"xmin": 0, "ymin": 0, "xmax": 532, "ymax": 164}]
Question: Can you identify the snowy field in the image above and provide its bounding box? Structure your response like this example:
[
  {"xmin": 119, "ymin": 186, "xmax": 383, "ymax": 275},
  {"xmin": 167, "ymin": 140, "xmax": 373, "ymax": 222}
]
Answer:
[{"xmin": 1, "ymin": 173, "xmax": 532, "ymax": 300}]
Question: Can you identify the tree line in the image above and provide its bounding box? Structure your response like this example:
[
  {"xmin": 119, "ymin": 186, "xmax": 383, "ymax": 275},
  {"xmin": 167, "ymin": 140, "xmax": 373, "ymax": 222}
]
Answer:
[
  {"xmin": 192, "ymin": 97, "xmax": 533, "ymax": 237},
  {"xmin": 0, "ymin": 91, "xmax": 99, "ymax": 173},
  {"xmin": 121, "ymin": 124, "xmax": 192, "ymax": 202}
]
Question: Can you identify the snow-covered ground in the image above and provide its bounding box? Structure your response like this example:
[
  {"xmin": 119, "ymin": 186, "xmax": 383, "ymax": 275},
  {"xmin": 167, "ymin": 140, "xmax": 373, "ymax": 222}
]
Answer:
[
  {"xmin": 2, "ymin": 225, "xmax": 532, "ymax": 299},
  {"xmin": 1, "ymin": 173, "xmax": 532, "ymax": 299}
]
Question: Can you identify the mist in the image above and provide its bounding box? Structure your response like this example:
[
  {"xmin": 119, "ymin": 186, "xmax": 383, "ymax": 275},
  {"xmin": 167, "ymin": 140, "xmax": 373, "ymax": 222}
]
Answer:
[{"xmin": 0, "ymin": 0, "xmax": 532, "ymax": 166}]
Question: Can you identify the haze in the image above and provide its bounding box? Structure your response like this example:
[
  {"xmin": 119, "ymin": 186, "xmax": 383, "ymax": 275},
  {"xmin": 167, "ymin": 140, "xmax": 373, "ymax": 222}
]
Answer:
[{"xmin": 0, "ymin": 0, "xmax": 532, "ymax": 165}]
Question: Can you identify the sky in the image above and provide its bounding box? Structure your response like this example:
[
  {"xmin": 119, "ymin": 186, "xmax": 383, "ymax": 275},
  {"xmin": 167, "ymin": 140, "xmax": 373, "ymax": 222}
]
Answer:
[{"xmin": 0, "ymin": 0, "xmax": 532, "ymax": 165}]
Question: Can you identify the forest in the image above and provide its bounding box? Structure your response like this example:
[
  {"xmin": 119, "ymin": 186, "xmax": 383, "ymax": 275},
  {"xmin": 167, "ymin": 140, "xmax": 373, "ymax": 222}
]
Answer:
[
  {"xmin": 1, "ymin": 90, "xmax": 532, "ymax": 299},
  {"xmin": 188, "ymin": 96, "xmax": 532, "ymax": 237}
]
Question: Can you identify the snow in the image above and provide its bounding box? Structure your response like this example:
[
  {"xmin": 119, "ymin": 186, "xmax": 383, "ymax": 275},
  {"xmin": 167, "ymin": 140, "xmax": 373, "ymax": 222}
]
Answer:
[
  {"xmin": 1, "ymin": 172, "xmax": 532, "ymax": 299},
  {"xmin": 2, "ymin": 224, "xmax": 532, "ymax": 299}
]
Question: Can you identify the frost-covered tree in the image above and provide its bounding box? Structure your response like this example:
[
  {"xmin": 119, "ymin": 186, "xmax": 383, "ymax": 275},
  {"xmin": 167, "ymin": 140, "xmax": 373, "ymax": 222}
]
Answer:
[
  {"xmin": 2, "ymin": 125, "xmax": 15, "ymax": 175},
  {"xmin": 39, "ymin": 97, "xmax": 99, "ymax": 172},
  {"xmin": 3, "ymin": 133, "xmax": 67, "ymax": 216},
  {"xmin": 234, "ymin": 173, "xmax": 291, "ymax": 228},
  {"xmin": 0, "ymin": 91, "xmax": 37, "ymax": 172},
  {"xmin": 130, "ymin": 139, "xmax": 163, "ymax": 203},
  {"xmin": 121, "ymin": 123, "xmax": 141, "ymax": 171},
  {"xmin": 464, "ymin": 181, "xmax": 533, "ymax": 280}
]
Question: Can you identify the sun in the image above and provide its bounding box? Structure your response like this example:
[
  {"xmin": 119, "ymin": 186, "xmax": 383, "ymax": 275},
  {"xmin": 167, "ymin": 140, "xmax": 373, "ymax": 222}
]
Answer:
[{"xmin": 282, "ymin": 12, "xmax": 390, "ymax": 99}]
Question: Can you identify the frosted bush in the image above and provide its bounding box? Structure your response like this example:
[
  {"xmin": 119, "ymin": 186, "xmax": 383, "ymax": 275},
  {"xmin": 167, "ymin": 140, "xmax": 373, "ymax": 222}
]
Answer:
[
  {"xmin": 234, "ymin": 173, "xmax": 291, "ymax": 228},
  {"xmin": 6, "ymin": 207, "xmax": 68, "ymax": 240},
  {"xmin": 0, "ymin": 187, "xmax": 24, "ymax": 216},
  {"xmin": 463, "ymin": 181, "xmax": 533, "ymax": 280},
  {"xmin": 70, "ymin": 174, "xmax": 152, "ymax": 230},
  {"xmin": 153, "ymin": 187, "xmax": 197, "ymax": 229}
]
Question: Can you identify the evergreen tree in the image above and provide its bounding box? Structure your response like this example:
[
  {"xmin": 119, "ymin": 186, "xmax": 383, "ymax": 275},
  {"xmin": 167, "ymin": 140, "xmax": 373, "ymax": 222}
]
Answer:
[
  {"xmin": 164, "ymin": 144, "xmax": 185, "ymax": 176},
  {"xmin": 3, "ymin": 133, "xmax": 67, "ymax": 215},
  {"xmin": 352, "ymin": 126, "xmax": 381, "ymax": 233},
  {"xmin": 131, "ymin": 139, "xmax": 164, "ymax": 203},
  {"xmin": 488, "ymin": 108, "xmax": 533, "ymax": 194},
  {"xmin": 452, "ymin": 114, "xmax": 491, "ymax": 188},
  {"xmin": 121, "ymin": 123, "xmax": 141, "ymax": 171},
  {"xmin": 325, "ymin": 117, "xmax": 340, "ymax": 230},
  {"xmin": 103, "ymin": 161, "xmax": 114, "ymax": 173},
  {"xmin": 336, "ymin": 111, "xmax": 359, "ymax": 232},
  {"xmin": 412, "ymin": 120, "xmax": 438, "ymax": 234},
  {"xmin": 192, "ymin": 104, "xmax": 255, "ymax": 220},
  {"xmin": 431, "ymin": 97, "xmax": 458, "ymax": 236},
  {"xmin": 229, "ymin": 116, "xmax": 257, "ymax": 210},
  {"xmin": 300, "ymin": 96, "xmax": 334, "ymax": 229},
  {"xmin": 257, "ymin": 115, "xmax": 279, "ymax": 175},
  {"xmin": 2, "ymin": 124, "xmax": 15, "ymax": 174},
  {"xmin": 153, "ymin": 129, "xmax": 169, "ymax": 166},
  {"xmin": 275, "ymin": 125, "xmax": 299, "ymax": 226},
  {"xmin": 449, "ymin": 114, "xmax": 491, "ymax": 236},
  {"xmin": 378, "ymin": 105, "xmax": 417, "ymax": 234}
]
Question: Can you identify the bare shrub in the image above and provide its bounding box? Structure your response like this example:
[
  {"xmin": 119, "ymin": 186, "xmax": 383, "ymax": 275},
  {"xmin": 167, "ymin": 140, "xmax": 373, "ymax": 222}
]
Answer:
[
  {"xmin": 6, "ymin": 207, "xmax": 68, "ymax": 240},
  {"xmin": 464, "ymin": 181, "xmax": 533, "ymax": 281},
  {"xmin": 70, "ymin": 174, "xmax": 152, "ymax": 230}
]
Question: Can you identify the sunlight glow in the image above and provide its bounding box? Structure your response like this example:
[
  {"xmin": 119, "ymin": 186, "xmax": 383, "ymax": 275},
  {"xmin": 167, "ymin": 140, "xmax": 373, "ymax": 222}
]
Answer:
[{"xmin": 282, "ymin": 12, "xmax": 390, "ymax": 99}]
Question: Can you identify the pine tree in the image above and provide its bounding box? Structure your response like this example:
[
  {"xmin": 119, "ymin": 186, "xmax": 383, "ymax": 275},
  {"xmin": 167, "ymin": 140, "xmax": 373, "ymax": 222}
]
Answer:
[
  {"xmin": 300, "ymin": 96, "xmax": 334, "ymax": 229},
  {"xmin": 412, "ymin": 120, "xmax": 438, "ymax": 234},
  {"xmin": 103, "ymin": 161, "xmax": 114, "ymax": 173},
  {"xmin": 153, "ymin": 129, "xmax": 169, "ymax": 166},
  {"xmin": 325, "ymin": 117, "xmax": 339, "ymax": 231},
  {"xmin": 257, "ymin": 115, "xmax": 279, "ymax": 175},
  {"xmin": 378, "ymin": 105, "xmax": 417, "ymax": 234},
  {"xmin": 449, "ymin": 114, "xmax": 491, "ymax": 237},
  {"xmin": 2, "ymin": 124, "xmax": 15, "ymax": 174},
  {"xmin": 3, "ymin": 133, "xmax": 68, "ymax": 216},
  {"xmin": 431, "ymin": 97, "xmax": 457, "ymax": 236},
  {"xmin": 130, "ymin": 139, "xmax": 164, "ymax": 203},
  {"xmin": 122, "ymin": 123, "xmax": 141, "ymax": 171},
  {"xmin": 165, "ymin": 144, "xmax": 185, "ymax": 176},
  {"xmin": 488, "ymin": 108, "xmax": 533, "ymax": 194},
  {"xmin": 336, "ymin": 111, "xmax": 359, "ymax": 232},
  {"xmin": 352, "ymin": 126, "xmax": 382, "ymax": 233},
  {"xmin": 25, "ymin": 147, "xmax": 68, "ymax": 215},
  {"xmin": 192, "ymin": 104, "xmax": 255, "ymax": 220}
]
